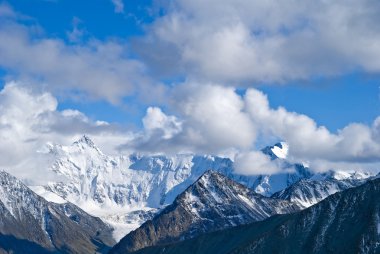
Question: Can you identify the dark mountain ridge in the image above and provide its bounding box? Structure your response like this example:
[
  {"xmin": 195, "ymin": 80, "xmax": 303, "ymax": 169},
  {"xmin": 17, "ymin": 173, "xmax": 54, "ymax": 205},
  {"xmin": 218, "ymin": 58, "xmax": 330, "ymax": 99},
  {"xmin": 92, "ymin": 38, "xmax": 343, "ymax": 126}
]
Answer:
[
  {"xmin": 0, "ymin": 170, "xmax": 115, "ymax": 254},
  {"xmin": 110, "ymin": 171, "xmax": 301, "ymax": 253},
  {"xmin": 125, "ymin": 177, "xmax": 380, "ymax": 254}
]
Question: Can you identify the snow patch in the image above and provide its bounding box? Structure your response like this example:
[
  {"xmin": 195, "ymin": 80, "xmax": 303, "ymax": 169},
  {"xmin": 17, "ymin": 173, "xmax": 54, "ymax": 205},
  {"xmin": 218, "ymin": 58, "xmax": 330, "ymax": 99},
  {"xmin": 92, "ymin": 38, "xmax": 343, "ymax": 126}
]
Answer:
[
  {"xmin": 271, "ymin": 142, "xmax": 289, "ymax": 159},
  {"xmin": 29, "ymin": 186, "xmax": 67, "ymax": 204}
]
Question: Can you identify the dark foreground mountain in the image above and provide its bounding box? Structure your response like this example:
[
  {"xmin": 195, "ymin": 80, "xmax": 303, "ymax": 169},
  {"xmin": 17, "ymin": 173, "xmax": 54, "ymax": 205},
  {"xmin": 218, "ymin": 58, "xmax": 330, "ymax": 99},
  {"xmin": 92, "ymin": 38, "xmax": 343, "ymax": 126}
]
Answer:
[
  {"xmin": 110, "ymin": 171, "xmax": 301, "ymax": 253},
  {"xmin": 124, "ymin": 177, "xmax": 380, "ymax": 254},
  {"xmin": 0, "ymin": 170, "xmax": 115, "ymax": 254}
]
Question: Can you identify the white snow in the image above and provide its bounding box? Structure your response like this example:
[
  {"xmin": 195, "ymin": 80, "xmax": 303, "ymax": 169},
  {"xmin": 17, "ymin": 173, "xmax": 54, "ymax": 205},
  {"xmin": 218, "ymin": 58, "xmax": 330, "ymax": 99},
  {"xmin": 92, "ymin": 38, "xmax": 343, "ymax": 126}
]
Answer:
[
  {"xmin": 238, "ymin": 194, "xmax": 255, "ymax": 209},
  {"xmin": 331, "ymin": 170, "xmax": 352, "ymax": 180},
  {"xmin": 29, "ymin": 186, "xmax": 67, "ymax": 204},
  {"xmin": 271, "ymin": 142, "xmax": 289, "ymax": 159},
  {"xmin": 108, "ymin": 221, "xmax": 140, "ymax": 242},
  {"xmin": 25, "ymin": 136, "xmax": 375, "ymax": 241}
]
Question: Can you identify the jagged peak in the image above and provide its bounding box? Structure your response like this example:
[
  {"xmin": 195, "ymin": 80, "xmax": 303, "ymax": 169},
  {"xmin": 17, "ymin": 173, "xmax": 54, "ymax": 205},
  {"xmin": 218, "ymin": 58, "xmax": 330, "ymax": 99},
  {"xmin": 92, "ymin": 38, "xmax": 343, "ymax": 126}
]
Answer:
[
  {"xmin": 71, "ymin": 135, "xmax": 104, "ymax": 155},
  {"xmin": 0, "ymin": 169, "xmax": 19, "ymax": 183},
  {"xmin": 189, "ymin": 170, "xmax": 250, "ymax": 196},
  {"xmin": 0, "ymin": 170, "xmax": 45, "ymax": 213},
  {"xmin": 73, "ymin": 134, "xmax": 96, "ymax": 147},
  {"xmin": 0, "ymin": 170, "xmax": 38, "ymax": 194},
  {"xmin": 200, "ymin": 169, "xmax": 218, "ymax": 177},
  {"xmin": 311, "ymin": 170, "xmax": 373, "ymax": 181},
  {"xmin": 196, "ymin": 170, "xmax": 225, "ymax": 184},
  {"xmin": 261, "ymin": 142, "xmax": 289, "ymax": 160}
]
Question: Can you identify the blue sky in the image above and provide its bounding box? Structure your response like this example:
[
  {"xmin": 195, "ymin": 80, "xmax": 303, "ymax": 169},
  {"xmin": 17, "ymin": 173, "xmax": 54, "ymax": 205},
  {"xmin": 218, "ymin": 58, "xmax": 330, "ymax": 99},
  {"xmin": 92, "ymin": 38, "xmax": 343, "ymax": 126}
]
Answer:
[
  {"xmin": 261, "ymin": 73, "xmax": 380, "ymax": 131},
  {"xmin": 9, "ymin": 0, "xmax": 153, "ymax": 39},
  {"xmin": 1, "ymin": 0, "xmax": 380, "ymax": 172}
]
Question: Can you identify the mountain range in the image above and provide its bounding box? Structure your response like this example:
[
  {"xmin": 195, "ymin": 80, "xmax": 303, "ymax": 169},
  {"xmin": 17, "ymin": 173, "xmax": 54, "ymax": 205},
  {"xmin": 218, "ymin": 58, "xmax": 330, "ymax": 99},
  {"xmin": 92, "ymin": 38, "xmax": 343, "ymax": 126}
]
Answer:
[
  {"xmin": 33, "ymin": 136, "xmax": 318, "ymax": 240},
  {"xmin": 125, "ymin": 176, "xmax": 380, "ymax": 254},
  {"xmin": 0, "ymin": 136, "xmax": 377, "ymax": 253},
  {"xmin": 110, "ymin": 171, "xmax": 301, "ymax": 253}
]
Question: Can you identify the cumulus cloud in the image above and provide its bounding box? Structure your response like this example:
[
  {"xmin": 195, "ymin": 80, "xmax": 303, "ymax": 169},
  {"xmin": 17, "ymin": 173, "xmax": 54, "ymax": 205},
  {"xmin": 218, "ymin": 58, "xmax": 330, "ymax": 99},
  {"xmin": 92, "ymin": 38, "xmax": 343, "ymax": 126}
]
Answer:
[
  {"xmin": 1, "ymin": 2, "xmax": 380, "ymax": 177},
  {"xmin": 126, "ymin": 84, "xmax": 256, "ymax": 155},
  {"xmin": 1, "ymin": 81, "xmax": 379, "ymax": 178},
  {"xmin": 234, "ymin": 151, "xmax": 280, "ymax": 175},
  {"xmin": 244, "ymin": 89, "xmax": 380, "ymax": 168},
  {"xmin": 0, "ymin": 82, "xmax": 131, "ymax": 183},
  {"xmin": 123, "ymin": 82, "xmax": 380, "ymax": 173},
  {"xmin": 0, "ymin": 5, "xmax": 163, "ymax": 104},
  {"xmin": 137, "ymin": 0, "xmax": 380, "ymax": 83},
  {"xmin": 142, "ymin": 107, "xmax": 183, "ymax": 139}
]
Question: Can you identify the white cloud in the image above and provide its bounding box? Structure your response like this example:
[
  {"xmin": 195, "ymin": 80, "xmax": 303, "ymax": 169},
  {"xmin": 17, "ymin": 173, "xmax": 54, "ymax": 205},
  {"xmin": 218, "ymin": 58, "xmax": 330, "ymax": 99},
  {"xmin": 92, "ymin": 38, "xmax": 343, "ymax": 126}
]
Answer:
[
  {"xmin": 111, "ymin": 0, "xmax": 125, "ymax": 13},
  {"xmin": 234, "ymin": 151, "xmax": 280, "ymax": 175},
  {"xmin": 126, "ymin": 83, "xmax": 256, "ymax": 155},
  {"xmin": 142, "ymin": 107, "xmax": 182, "ymax": 139},
  {"xmin": 0, "ymin": 7, "xmax": 163, "ymax": 104},
  {"xmin": 1, "ymin": 81, "xmax": 379, "ymax": 179},
  {"xmin": 123, "ymin": 82, "xmax": 380, "ymax": 173},
  {"xmin": 1, "ymin": 1, "xmax": 380, "ymax": 177},
  {"xmin": 138, "ymin": 0, "xmax": 380, "ymax": 83},
  {"xmin": 0, "ymin": 82, "xmax": 131, "ymax": 183},
  {"xmin": 244, "ymin": 88, "xmax": 380, "ymax": 167}
]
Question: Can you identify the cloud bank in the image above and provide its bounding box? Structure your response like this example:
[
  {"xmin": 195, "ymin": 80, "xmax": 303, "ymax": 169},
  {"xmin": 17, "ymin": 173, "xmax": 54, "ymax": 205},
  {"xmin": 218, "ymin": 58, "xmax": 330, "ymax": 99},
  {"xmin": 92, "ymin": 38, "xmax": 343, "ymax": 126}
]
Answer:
[
  {"xmin": 1, "ymin": 1, "xmax": 380, "ymax": 177},
  {"xmin": 126, "ymin": 82, "xmax": 380, "ymax": 173},
  {"xmin": 0, "ymin": 82, "xmax": 131, "ymax": 183},
  {"xmin": 0, "ymin": 4, "xmax": 165, "ymax": 104},
  {"xmin": 138, "ymin": 0, "xmax": 380, "ymax": 84},
  {"xmin": 127, "ymin": 83, "xmax": 256, "ymax": 155},
  {"xmin": 1, "ymin": 81, "xmax": 379, "ymax": 178}
]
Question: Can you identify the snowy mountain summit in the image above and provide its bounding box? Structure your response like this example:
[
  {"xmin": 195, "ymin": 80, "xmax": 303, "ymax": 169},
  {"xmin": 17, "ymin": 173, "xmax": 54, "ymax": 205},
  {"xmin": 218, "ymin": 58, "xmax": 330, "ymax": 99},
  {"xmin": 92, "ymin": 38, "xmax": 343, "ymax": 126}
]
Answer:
[
  {"xmin": 42, "ymin": 136, "xmax": 235, "ymax": 210},
  {"xmin": 40, "ymin": 137, "xmax": 310, "ymax": 212},
  {"xmin": 262, "ymin": 142, "xmax": 289, "ymax": 160},
  {"xmin": 33, "ymin": 136, "xmax": 373, "ymax": 241},
  {"xmin": 38, "ymin": 136, "xmax": 239, "ymax": 239}
]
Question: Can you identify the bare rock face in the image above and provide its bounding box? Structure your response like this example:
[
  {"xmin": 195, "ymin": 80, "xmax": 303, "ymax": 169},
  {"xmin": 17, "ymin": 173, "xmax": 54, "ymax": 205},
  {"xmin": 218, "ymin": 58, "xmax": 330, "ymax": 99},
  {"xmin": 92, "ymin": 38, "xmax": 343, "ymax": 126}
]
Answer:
[
  {"xmin": 0, "ymin": 170, "xmax": 115, "ymax": 254},
  {"xmin": 110, "ymin": 171, "xmax": 301, "ymax": 253}
]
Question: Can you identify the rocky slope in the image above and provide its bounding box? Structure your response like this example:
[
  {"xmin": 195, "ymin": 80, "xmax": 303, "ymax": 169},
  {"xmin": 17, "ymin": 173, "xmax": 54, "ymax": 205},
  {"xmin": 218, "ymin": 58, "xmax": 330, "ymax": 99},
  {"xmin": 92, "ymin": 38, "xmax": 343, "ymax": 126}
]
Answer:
[
  {"xmin": 110, "ymin": 171, "xmax": 301, "ymax": 253},
  {"xmin": 271, "ymin": 170, "xmax": 371, "ymax": 207},
  {"xmin": 0, "ymin": 170, "xmax": 114, "ymax": 254},
  {"xmin": 125, "ymin": 177, "xmax": 380, "ymax": 254}
]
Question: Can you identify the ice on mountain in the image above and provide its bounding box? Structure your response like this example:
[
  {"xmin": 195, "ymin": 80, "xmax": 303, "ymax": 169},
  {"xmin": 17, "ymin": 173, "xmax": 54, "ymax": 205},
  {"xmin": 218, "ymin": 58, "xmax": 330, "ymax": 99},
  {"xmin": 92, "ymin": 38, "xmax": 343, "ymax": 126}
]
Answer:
[{"xmin": 271, "ymin": 142, "xmax": 289, "ymax": 159}]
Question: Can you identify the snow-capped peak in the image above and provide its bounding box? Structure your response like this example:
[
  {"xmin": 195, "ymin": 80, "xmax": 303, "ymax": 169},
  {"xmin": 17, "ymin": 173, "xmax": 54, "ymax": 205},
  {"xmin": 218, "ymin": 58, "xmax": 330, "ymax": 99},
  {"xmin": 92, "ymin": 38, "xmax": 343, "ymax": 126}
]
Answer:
[
  {"xmin": 311, "ymin": 170, "xmax": 374, "ymax": 181},
  {"xmin": 111, "ymin": 170, "xmax": 301, "ymax": 253},
  {"xmin": 271, "ymin": 142, "xmax": 289, "ymax": 159},
  {"xmin": 72, "ymin": 135, "xmax": 99, "ymax": 149},
  {"xmin": 261, "ymin": 142, "xmax": 289, "ymax": 160}
]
